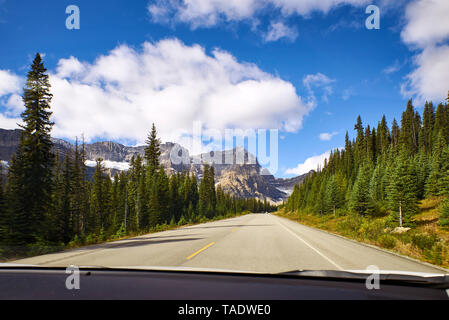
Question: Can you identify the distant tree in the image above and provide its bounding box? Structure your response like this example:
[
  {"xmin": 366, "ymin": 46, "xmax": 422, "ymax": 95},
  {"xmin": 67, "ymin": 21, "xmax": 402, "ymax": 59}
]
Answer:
[
  {"xmin": 144, "ymin": 123, "xmax": 161, "ymax": 178},
  {"xmin": 199, "ymin": 164, "xmax": 216, "ymax": 218},
  {"xmin": 89, "ymin": 159, "xmax": 112, "ymax": 234}
]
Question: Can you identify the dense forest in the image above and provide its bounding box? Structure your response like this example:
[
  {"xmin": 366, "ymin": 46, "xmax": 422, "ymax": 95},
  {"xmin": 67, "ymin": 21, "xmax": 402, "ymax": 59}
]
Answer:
[
  {"xmin": 0, "ymin": 54, "xmax": 275, "ymax": 257},
  {"xmin": 285, "ymin": 92, "xmax": 449, "ymax": 228}
]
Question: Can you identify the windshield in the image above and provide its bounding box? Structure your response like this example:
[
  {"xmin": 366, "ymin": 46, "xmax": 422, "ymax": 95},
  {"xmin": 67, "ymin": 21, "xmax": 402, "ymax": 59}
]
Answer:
[{"xmin": 0, "ymin": 0, "xmax": 448, "ymax": 278}]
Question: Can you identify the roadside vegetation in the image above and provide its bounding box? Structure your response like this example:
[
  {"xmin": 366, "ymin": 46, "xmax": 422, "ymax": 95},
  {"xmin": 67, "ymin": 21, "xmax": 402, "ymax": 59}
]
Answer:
[
  {"xmin": 281, "ymin": 96, "xmax": 449, "ymax": 268},
  {"xmin": 277, "ymin": 198, "xmax": 449, "ymax": 268}
]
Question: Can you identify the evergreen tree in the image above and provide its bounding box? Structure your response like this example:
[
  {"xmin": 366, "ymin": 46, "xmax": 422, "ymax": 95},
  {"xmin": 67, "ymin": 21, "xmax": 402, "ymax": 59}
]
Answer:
[
  {"xmin": 145, "ymin": 123, "xmax": 161, "ymax": 178},
  {"xmin": 324, "ymin": 175, "xmax": 342, "ymax": 215},
  {"xmin": 0, "ymin": 163, "xmax": 7, "ymax": 244},
  {"xmin": 350, "ymin": 164, "xmax": 374, "ymax": 215},
  {"xmin": 387, "ymin": 150, "xmax": 419, "ymax": 226},
  {"xmin": 89, "ymin": 159, "xmax": 112, "ymax": 234},
  {"xmin": 6, "ymin": 53, "xmax": 55, "ymax": 245},
  {"xmin": 199, "ymin": 164, "xmax": 216, "ymax": 218}
]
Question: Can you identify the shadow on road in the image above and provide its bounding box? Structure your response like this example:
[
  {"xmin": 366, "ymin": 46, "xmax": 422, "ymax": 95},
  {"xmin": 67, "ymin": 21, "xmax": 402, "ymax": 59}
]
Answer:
[
  {"xmin": 184, "ymin": 224, "xmax": 272, "ymax": 230},
  {"xmin": 104, "ymin": 237, "xmax": 204, "ymax": 249}
]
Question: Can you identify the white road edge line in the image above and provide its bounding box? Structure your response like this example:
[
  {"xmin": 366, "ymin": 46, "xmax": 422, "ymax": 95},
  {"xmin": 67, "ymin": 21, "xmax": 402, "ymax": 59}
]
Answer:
[{"xmin": 274, "ymin": 217, "xmax": 344, "ymax": 271}]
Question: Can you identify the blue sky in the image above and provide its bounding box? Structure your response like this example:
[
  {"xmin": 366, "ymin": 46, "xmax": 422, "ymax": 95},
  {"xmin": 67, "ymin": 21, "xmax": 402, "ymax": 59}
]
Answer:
[{"xmin": 0, "ymin": 0, "xmax": 448, "ymax": 177}]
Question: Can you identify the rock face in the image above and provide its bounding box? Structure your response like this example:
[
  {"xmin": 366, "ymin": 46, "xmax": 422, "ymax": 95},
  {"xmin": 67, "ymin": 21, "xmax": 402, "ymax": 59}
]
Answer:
[{"xmin": 0, "ymin": 129, "xmax": 308, "ymax": 203}]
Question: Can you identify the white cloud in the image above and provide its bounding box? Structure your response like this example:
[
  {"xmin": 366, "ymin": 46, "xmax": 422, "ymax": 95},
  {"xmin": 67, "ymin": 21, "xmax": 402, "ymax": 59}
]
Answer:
[
  {"xmin": 85, "ymin": 160, "xmax": 130, "ymax": 171},
  {"xmin": 303, "ymin": 72, "xmax": 335, "ymax": 103},
  {"xmin": 0, "ymin": 39, "xmax": 312, "ymax": 146},
  {"xmin": 319, "ymin": 131, "xmax": 338, "ymax": 141},
  {"xmin": 382, "ymin": 60, "xmax": 401, "ymax": 74},
  {"xmin": 285, "ymin": 150, "xmax": 331, "ymax": 175},
  {"xmin": 401, "ymin": 0, "xmax": 449, "ymax": 48},
  {"xmin": 0, "ymin": 113, "xmax": 22, "ymax": 130},
  {"xmin": 0, "ymin": 70, "xmax": 21, "ymax": 96},
  {"xmin": 400, "ymin": 0, "xmax": 449, "ymax": 104},
  {"xmin": 270, "ymin": 0, "xmax": 370, "ymax": 16},
  {"xmin": 56, "ymin": 56, "xmax": 86, "ymax": 78},
  {"xmin": 0, "ymin": 70, "xmax": 23, "ymax": 126},
  {"xmin": 148, "ymin": 0, "xmax": 371, "ymax": 29},
  {"xmin": 264, "ymin": 21, "xmax": 298, "ymax": 42},
  {"xmin": 341, "ymin": 87, "xmax": 355, "ymax": 100},
  {"xmin": 401, "ymin": 45, "xmax": 449, "ymax": 104}
]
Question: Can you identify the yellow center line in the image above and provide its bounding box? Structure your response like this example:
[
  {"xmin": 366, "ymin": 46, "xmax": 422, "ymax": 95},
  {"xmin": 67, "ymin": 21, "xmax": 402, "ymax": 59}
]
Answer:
[
  {"xmin": 232, "ymin": 227, "xmax": 237, "ymax": 232},
  {"xmin": 186, "ymin": 242, "xmax": 215, "ymax": 260}
]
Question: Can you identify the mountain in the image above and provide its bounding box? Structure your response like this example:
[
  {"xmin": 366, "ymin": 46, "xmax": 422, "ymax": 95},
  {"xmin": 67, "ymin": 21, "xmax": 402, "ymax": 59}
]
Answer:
[{"xmin": 0, "ymin": 129, "xmax": 308, "ymax": 203}]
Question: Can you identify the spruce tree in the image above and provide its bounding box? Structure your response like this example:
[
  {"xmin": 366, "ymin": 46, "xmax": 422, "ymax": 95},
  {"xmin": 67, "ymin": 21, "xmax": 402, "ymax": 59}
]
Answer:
[
  {"xmin": 350, "ymin": 164, "xmax": 374, "ymax": 215},
  {"xmin": 325, "ymin": 175, "xmax": 342, "ymax": 215},
  {"xmin": 387, "ymin": 150, "xmax": 419, "ymax": 226},
  {"xmin": 145, "ymin": 123, "xmax": 161, "ymax": 178},
  {"xmin": 6, "ymin": 53, "xmax": 55, "ymax": 245}
]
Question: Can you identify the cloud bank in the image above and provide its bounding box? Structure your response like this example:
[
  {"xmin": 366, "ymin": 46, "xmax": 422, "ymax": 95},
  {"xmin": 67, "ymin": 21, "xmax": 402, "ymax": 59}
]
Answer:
[
  {"xmin": 285, "ymin": 150, "xmax": 331, "ymax": 175},
  {"xmin": 401, "ymin": 0, "xmax": 449, "ymax": 104},
  {"xmin": 0, "ymin": 39, "xmax": 313, "ymax": 147}
]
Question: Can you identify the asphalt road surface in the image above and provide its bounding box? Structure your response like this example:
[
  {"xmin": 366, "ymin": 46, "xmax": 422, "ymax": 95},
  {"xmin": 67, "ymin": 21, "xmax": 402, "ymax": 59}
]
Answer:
[{"xmin": 12, "ymin": 213, "xmax": 448, "ymax": 274}]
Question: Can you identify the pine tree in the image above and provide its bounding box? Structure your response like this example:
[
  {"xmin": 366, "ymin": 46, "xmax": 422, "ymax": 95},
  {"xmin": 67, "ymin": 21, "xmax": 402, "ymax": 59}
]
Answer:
[
  {"xmin": 387, "ymin": 150, "xmax": 419, "ymax": 226},
  {"xmin": 199, "ymin": 164, "xmax": 216, "ymax": 218},
  {"xmin": 325, "ymin": 175, "xmax": 342, "ymax": 215},
  {"xmin": 391, "ymin": 118, "xmax": 400, "ymax": 149},
  {"xmin": 0, "ymin": 163, "xmax": 7, "ymax": 245},
  {"xmin": 439, "ymin": 199, "xmax": 449, "ymax": 227},
  {"xmin": 89, "ymin": 159, "xmax": 112, "ymax": 234},
  {"xmin": 6, "ymin": 53, "xmax": 55, "ymax": 245},
  {"xmin": 422, "ymin": 102, "xmax": 435, "ymax": 154},
  {"xmin": 350, "ymin": 164, "xmax": 374, "ymax": 215},
  {"xmin": 145, "ymin": 123, "xmax": 161, "ymax": 178},
  {"xmin": 52, "ymin": 152, "xmax": 74, "ymax": 243}
]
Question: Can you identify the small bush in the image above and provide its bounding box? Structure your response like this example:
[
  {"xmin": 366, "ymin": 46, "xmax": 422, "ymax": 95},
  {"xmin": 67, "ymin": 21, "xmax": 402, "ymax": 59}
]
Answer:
[
  {"xmin": 114, "ymin": 223, "xmax": 126, "ymax": 238},
  {"xmin": 439, "ymin": 199, "xmax": 449, "ymax": 227},
  {"xmin": 178, "ymin": 215, "xmax": 187, "ymax": 226},
  {"xmin": 378, "ymin": 234, "xmax": 397, "ymax": 249},
  {"xmin": 336, "ymin": 214, "xmax": 362, "ymax": 236},
  {"xmin": 85, "ymin": 234, "xmax": 95, "ymax": 245},
  {"xmin": 425, "ymin": 243, "xmax": 444, "ymax": 265},
  {"xmin": 411, "ymin": 233, "xmax": 438, "ymax": 251},
  {"xmin": 358, "ymin": 219, "xmax": 385, "ymax": 240}
]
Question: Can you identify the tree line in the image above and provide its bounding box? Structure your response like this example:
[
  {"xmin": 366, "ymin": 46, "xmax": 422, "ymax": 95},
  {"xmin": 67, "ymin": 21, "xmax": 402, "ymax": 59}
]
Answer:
[
  {"xmin": 0, "ymin": 54, "xmax": 275, "ymax": 255},
  {"xmin": 285, "ymin": 94, "xmax": 449, "ymax": 227}
]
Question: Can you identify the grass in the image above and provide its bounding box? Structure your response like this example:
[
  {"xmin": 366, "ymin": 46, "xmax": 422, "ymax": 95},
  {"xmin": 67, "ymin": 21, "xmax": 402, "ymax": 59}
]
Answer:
[{"xmin": 276, "ymin": 199, "xmax": 449, "ymax": 269}]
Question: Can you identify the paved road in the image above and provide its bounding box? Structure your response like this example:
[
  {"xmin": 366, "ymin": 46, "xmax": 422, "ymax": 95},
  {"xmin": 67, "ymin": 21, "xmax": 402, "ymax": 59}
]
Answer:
[{"xmin": 13, "ymin": 214, "xmax": 448, "ymax": 274}]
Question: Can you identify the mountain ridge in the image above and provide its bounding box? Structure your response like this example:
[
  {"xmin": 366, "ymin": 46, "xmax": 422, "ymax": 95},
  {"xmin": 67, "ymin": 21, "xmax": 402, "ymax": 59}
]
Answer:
[{"xmin": 0, "ymin": 128, "xmax": 309, "ymax": 203}]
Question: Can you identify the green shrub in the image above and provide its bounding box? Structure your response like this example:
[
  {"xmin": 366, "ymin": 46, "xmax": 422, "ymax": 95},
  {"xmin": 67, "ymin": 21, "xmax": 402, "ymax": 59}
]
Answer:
[
  {"xmin": 358, "ymin": 219, "xmax": 385, "ymax": 240},
  {"xmin": 114, "ymin": 223, "xmax": 126, "ymax": 238},
  {"xmin": 425, "ymin": 243, "xmax": 444, "ymax": 265},
  {"xmin": 336, "ymin": 214, "xmax": 362, "ymax": 236},
  {"xmin": 439, "ymin": 199, "xmax": 449, "ymax": 227},
  {"xmin": 378, "ymin": 234, "xmax": 397, "ymax": 249},
  {"xmin": 178, "ymin": 215, "xmax": 187, "ymax": 226},
  {"xmin": 85, "ymin": 234, "xmax": 95, "ymax": 245},
  {"xmin": 411, "ymin": 233, "xmax": 438, "ymax": 251}
]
